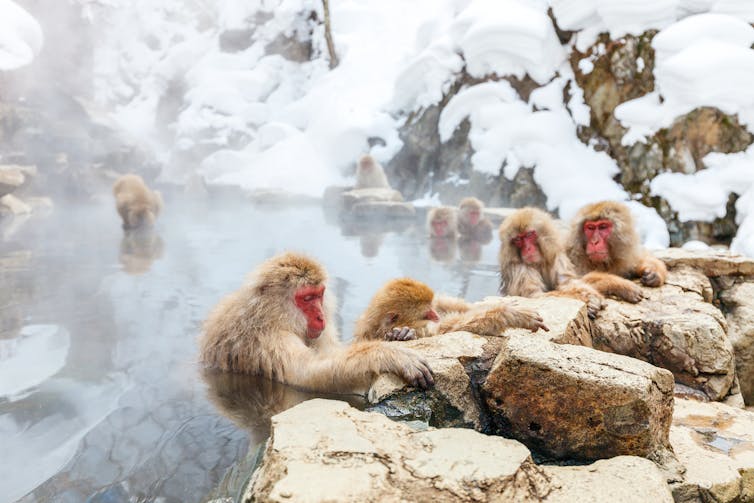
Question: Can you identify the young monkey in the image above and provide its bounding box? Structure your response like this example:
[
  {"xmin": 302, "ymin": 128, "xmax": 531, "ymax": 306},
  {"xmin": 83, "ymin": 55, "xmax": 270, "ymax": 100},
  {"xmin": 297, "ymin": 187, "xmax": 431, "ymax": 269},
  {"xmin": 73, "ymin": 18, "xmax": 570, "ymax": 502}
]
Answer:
[{"xmin": 353, "ymin": 278, "xmax": 548, "ymax": 342}]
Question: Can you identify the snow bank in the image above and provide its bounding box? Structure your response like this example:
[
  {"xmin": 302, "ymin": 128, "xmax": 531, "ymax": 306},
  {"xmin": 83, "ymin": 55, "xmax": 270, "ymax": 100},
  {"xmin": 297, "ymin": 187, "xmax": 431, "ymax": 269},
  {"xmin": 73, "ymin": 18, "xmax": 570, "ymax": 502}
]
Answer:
[{"xmin": 0, "ymin": 0, "xmax": 43, "ymax": 70}]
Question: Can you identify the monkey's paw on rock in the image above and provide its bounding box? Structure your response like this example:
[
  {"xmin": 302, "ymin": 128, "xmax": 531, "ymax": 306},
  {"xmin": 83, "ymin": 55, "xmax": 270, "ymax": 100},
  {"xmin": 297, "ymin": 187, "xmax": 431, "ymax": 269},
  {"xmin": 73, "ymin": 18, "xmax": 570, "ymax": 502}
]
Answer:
[{"xmin": 243, "ymin": 399, "xmax": 673, "ymax": 503}]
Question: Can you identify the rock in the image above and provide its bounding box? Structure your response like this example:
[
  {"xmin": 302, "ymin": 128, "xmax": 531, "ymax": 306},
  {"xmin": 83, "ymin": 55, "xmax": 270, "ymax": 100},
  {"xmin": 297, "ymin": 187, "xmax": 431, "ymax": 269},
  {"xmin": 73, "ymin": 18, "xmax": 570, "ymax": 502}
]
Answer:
[
  {"xmin": 351, "ymin": 201, "xmax": 416, "ymax": 219},
  {"xmin": 718, "ymin": 282, "xmax": 754, "ymax": 406},
  {"xmin": 0, "ymin": 168, "xmax": 25, "ymax": 198},
  {"xmin": 244, "ymin": 399, "xmax": 552, "ymax": 502},
  {"xmin": 670, "ymin": 398, "xmax": 754, "ymax": 502},
  {"xmin": 340, "ymin": 188, "xmax": 404, "ymax": 209},
  {"xmin": 484, "ymin": 207, "xmax": 518, "ymax": 224},
  {"xmin": 483, "ymin": 334, "xmax": 675, "ymax": 461},
  {"xmin": 543, "ymin": 456, "xmax": 674, "ymax": 503},
  {"xmin": 655, "ymin": 248, "xmax": 754, "ymax": 277},
  {"xmin": 592, "ymin": 269, "xmax": 736, "ymax": 401},
  {"xmin": 0, "ymin": 194, "xmax": 32, "ymax": 215},
  {"xmin": 322, "ymin": 185, "xmax": 352, "ymax": 207},
  {"xmin": 246, "ymin": 189, "xmax": 319, "ymax": 205}
]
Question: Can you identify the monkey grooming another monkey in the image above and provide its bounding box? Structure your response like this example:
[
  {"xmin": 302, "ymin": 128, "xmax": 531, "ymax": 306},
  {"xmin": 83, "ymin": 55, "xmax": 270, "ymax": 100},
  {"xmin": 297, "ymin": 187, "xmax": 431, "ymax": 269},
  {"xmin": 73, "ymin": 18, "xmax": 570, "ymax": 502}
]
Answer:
[
  {"xmin": 199, "ymin": 252, "xmax": 434, "ymax": 394},
  {"xmin": 567, "ymin": 201, "xmax": 667, "ymax": 303},
  {"xmin": 498, "ymin": 207, "xmax": 604, "ymax": 318},
  {"xmin": 353, "ymin": 278, "xmax": 547, "ymax": 342},
  {"xmin": 457, "ymin": 197, "xmax": 493, "ymax": 242},
  {"xmin": 354, "ymin": 154, "xmax": 391, "ymax": 189},
  {"xmin": 113, "ymin": 174, "xmax": 163, "ymax": 230}
]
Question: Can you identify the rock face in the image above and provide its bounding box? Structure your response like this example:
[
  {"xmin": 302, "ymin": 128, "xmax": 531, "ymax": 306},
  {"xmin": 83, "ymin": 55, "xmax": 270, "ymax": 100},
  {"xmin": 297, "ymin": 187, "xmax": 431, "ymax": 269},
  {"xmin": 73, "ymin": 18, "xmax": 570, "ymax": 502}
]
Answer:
[
  {"xmin": 718, "ymin": 282, "xmax": 754, "ymax": 406},
  {"xmin": 245, "ymin": 399, "xmax": 674, "ymax": 503},
  {"xmin": 670, "ymin": 398, "xmax": 754, "ymax": 503},
  {"xmin": 482, "ymin": 335, "xmax": 675, "ymax": 461},
  {"xmin": 592, "ymin": 268, "xmax": 736, "ymax": 401},
  {"xmin": 0, "ymin": 168, "xmax": 25, "ymax": 198},
  {"xmin": 340, "ymin": 188, "xmax": 404, "ymax": 208},
  {"xmin": 655, "ymin": 248, "xmax": 754, "ymax": 277}
]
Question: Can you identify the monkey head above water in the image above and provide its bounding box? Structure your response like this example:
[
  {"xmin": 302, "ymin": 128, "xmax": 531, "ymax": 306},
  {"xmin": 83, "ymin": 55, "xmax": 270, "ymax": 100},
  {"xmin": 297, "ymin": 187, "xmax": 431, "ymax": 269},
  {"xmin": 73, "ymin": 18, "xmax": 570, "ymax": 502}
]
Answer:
[
  {"xmin": 199, "ymin": 252, "xmax": 434, "ymax": 394},
  {"xmin": 457, "ymin": 197, "xmax": 493, "ymax": 242},
  {"xmin": 113, "ymin": 174, "xmax": 163, "ymax": 230},
  {"xmin": 427, "ymin": 207, "xmax": 457, "ymax": 238}
]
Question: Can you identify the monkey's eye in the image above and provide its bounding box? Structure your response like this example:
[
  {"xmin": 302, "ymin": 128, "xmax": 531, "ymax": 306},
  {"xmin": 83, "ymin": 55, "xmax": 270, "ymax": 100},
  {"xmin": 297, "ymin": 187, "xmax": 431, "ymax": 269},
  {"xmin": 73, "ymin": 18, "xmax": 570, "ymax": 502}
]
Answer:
[
  {"xmin": 303, "ymin": 295, "xmax": 315, "ymax": 302},
  {"xmin": 512, "ymin": 237, "xmax": 522, "ymax": 247},
  {"xmin": 598, "ymin": 223, "xmax": 610, "ymax": 230}
]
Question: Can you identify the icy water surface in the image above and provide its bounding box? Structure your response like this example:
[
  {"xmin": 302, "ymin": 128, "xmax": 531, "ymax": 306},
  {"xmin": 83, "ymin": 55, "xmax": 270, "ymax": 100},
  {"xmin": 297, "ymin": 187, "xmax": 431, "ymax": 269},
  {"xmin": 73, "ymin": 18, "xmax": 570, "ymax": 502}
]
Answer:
[{"xmin": 0, "ymin": 196, "xmax": 501, "ymax": 502}]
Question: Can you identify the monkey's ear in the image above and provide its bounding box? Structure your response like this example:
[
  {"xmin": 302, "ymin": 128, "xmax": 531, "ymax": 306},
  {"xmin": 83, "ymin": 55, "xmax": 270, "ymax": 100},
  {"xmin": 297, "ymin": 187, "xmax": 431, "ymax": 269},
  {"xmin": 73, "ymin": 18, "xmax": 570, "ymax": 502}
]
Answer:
[{"xmin": 387, "ymin": 312, "xmax": 399, "ymax": 324}]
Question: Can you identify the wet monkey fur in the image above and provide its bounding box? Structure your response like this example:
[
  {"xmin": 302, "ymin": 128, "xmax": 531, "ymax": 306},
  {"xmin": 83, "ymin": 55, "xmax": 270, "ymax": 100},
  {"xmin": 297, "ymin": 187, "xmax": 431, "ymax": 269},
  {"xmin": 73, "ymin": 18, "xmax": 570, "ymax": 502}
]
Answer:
[
  {"xmin": 567, "ymin": 201, "xmax": 667, "ymax": 303},
  {"xmin": 200, "ymin": 252, "xmax": 434, "ymax": 393},
  {"xmin": 113, "ymin": 174, "xmax": 163, "ymax": 230},
  {"xmin": 457, "ymin": 197, "xmax": 493, "ymax": 242},
  {"xmin": 353, "ymin": 278, "xmax": 547, "ymax": 342},
  {"xmin": 498, "ymin": 207, "xmax": 605, "ymax": 318}
]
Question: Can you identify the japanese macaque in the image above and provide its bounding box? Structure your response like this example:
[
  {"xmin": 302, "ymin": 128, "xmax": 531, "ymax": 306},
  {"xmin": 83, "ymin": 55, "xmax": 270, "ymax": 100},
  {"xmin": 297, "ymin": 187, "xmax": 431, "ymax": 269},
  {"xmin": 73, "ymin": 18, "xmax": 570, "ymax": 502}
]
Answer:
[
  {"xmin": 567, "ymin": 201, "xmax": 667, "ymax": 302},
  {"xmin": 113, "ymin": 174, "xmax": 163, "ymax": 230},
  {"xmin": 355, "ymin": 154, "xmax": 390, "ymax": 189},
  {"xmin": 427, "ymin": 206, "xmax": 457, "ymax": 238},
  {"xmin": 457, "ymin": 197, "xmax": 493, "ymax": 242},
  {"xmin": 199, "ymin": 252, "xmax": 434, "ymax": 394},
  {"xmin": 353, "ymin": 278, "xmax": 547, "ymax": 342},
  {"xmin": 498, "ymin": 207, "xmax": 604, "ymax": 318}
]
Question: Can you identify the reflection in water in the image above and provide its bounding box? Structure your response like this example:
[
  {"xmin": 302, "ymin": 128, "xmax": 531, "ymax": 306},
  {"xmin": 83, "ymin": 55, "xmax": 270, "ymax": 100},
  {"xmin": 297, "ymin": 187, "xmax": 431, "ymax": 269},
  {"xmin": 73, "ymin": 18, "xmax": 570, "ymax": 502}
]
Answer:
[
  {"xmin": 359, "ymin": 233, "xmax": 384, "ymax": 258},
  {"xmin": 0, "ymin": 197, "xmax": 500, "ymax": 502},
  {"xmin": 429, "ymin": 236, "xmax": 457, "ymax": 262},
  {"xmin": 119, "ymin": 228, "xmax": 164, "ymax": 274}
]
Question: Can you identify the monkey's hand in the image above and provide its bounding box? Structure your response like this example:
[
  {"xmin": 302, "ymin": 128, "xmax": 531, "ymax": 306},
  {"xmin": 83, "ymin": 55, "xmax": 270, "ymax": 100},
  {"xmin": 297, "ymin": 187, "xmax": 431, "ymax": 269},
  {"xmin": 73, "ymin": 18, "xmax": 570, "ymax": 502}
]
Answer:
[
  {"xmin": 385, "ymin": 327, "xmax": 417, "ymax": 341},
  {"xmin": 641, "ymin": 270, "xmax": 661, "ymax": 287},
  {"xmin": 586, "ymin": 294, "xmax": 606, "ymax": 319},
  {"xmin": 503, "ymin": 306, "xmax": 549, "ymax": 332},
  {"xmin": 618, "ymin": 282, "xmax": 644, "ymax": 303},
  {"xmin": 387, "ymin": 348, "xmax": 434, "ymax": 389}
]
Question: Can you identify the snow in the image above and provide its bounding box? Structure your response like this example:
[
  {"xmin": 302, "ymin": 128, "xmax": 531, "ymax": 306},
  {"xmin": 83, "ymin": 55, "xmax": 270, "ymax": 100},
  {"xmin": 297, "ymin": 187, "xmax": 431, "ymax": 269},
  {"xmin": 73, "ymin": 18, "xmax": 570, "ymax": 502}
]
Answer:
[{"xmin": 0, "ymin": 0, "xmax": 43, "ymax": 70}]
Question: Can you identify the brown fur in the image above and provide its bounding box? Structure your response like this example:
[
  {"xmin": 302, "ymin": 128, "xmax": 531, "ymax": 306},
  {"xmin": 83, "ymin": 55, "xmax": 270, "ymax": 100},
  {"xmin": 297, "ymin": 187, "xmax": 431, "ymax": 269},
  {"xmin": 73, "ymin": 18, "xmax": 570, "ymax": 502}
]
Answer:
[
  {"xmin": 427, "ymin": 206, "xmax": 458, "ymax": 238},
  {"xmin": 355, "ymin": 154, "xmax": 390, "ymax": 189},
  {"xmin": 199, "ymin": 252, "xmax": 433, "ymax": 394},
  {"xmin": 567, "ymin": 201, "xmax": 667, "ymax": 299},
  {"xmin": 353, "ymin": 278, "xmax": 546, "ymax": 341},
  {"xmin": 498, "ymin": 207, "xmax": 605, "ymax": 317},
  {"xmin": 113, "ymin": 174, "xmax": 163, "ymax": 230},
  {"xmin": 457, "ymin": 197, "xmax": 493, "ymax": 242}
]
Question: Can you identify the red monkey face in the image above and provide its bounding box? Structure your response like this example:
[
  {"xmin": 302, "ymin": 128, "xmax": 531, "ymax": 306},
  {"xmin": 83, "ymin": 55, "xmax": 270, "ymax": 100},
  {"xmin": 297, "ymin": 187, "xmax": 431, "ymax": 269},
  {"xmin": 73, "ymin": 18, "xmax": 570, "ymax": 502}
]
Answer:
[
  {"xmin": 424, "ymin": 307, "xmax": 440, "ymax": 321},
  {"xmin": 512, "ymin": 229, "xmax": 542, "ymax": 264},
  {"xmin": 583, "ymin": 219, "xmax": 613, "ymax": 263},
  {"xmin": 294, "ymin": 285, "xmax": 326, "ymax": 339},
  {"xmin": 465, "ymin": 208, "xmax": 480, "ymax": 226},
  {"xmin": 432, "ymin": 219, "xmax": 449, "ymax": 237}
]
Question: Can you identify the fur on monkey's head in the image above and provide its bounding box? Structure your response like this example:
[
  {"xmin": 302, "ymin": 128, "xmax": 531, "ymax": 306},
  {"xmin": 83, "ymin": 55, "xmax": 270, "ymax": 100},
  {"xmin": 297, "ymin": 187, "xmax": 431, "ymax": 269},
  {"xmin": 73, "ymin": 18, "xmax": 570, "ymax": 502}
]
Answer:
[
  {"xmin": 358, "ymin": 154, "xmax": 377, "ymax": 170},
  {"xmin": 458, "ymin": 197, "xmax": 483, "ymax": 210},
  {"xmin": 498, "ymin": 207, "xmax": 562, "ymax": 266},
  {"xmin": 372, "ymin": 278, "xmax": 434, "ymax": 324},
  {"xmin": 253, "ymin": 252, "xmax": 327, "ymax": 292},
  {"xmin": 568, "ymin": 200, "xmax": 641, "ymax": 270}
]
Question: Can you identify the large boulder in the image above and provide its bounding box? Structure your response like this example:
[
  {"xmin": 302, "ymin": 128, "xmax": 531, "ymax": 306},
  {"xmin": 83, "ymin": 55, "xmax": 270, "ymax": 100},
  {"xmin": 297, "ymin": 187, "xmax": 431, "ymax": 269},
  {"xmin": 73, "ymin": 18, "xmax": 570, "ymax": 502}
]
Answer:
[
  {"xmin": 340, "ymin": 188, "xmax": 404, "ymax": 209},
  {"xmin": 482, "ymin": 334, "xmax": 675, "ymax": 461},
  {"xmin": 655, "ymin": 248, "xmax": 754, "ymax": 277},
  {"xmin": 670, "ymin": 398, "xmax": 754, "ymax": 502},
  {"xmin": 592, "ymin": 268, "xmax": 736, "ymax": 401},
  {"xmin": 719, "ymin": 282, "xmax": 754, "ymax": 406}
]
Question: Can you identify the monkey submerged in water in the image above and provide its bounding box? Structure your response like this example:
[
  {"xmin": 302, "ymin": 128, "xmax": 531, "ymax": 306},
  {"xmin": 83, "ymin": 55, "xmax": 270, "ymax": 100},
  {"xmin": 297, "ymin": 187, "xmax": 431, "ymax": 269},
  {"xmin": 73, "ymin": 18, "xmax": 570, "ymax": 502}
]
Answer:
[
  {"xmin": 566, "ymin": 200, "xmax": 667, "ymax": 303},
  {"xmin": 113, "ymin": 174, "xmax": 163, "ymax": 230},
  {"xmin": 199, "ymin": 252, "xmax": 434, "ymax": 394}
]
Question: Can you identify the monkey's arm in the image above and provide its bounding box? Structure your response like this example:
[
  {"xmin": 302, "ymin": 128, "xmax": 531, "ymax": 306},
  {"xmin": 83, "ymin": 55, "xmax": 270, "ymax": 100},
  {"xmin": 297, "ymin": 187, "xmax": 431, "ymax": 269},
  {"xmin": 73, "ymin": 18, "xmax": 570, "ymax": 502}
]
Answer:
[
  {"xmin": 279, "ymin": 333, "xmax": 434, "ymax": 394},
  {"xmin": 635, "ymin": 253, "xmax": 667, "ymax": 287},
  {"xmin": 437, "ymin": 304, "xmax": 548, "ymax": 336},
  {"xmin": 581, "ymin": 271, "xmax": 643, "ymax": 303},
  {"xmin": 433, "ymin": 294, "xmax": 472, "ymax": 314},
  {"xmin": 500, "ymin": 264, "xmax": 548, "ymax": 297},
  {"xmin": 549, "ymin": 279, "xmax": 605, "ymax": 319}
]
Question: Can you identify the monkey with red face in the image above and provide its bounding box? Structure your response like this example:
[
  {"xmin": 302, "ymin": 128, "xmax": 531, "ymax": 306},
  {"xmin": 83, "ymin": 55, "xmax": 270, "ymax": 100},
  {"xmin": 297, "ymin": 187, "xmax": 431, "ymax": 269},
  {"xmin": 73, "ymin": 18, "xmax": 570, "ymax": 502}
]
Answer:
[
  {"xmin": 567, "ymin": 201, "xmax": 667, "ymax": 302},
  {"xmin": 457, "ymin": 197, "xmax": 493, "ymax": 242},
  {"xmin": 498, "ymin": 207, "xmax": 605, "ymax": 318},
  {"xmin": 199, "ymin": 252, "xmax": 434, "ymax": 393}
]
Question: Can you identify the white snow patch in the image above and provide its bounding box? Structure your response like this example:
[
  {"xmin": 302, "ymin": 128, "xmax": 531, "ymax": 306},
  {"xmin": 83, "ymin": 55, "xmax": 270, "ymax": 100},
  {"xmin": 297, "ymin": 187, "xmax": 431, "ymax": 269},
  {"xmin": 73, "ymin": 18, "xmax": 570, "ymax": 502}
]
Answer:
[{"xmin": 0, "ymin": 0, "xmax": 43, "ymax": 70}]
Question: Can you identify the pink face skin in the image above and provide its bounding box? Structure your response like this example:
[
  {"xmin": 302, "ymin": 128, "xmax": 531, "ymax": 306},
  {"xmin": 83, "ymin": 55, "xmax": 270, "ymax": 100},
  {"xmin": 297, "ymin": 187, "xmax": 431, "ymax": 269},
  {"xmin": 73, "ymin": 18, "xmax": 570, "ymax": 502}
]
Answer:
[
  {"xmin": 584, "ymin": 219, "xmax": 613, "ymax": 263},
  {"xmin": 512, "ymin": 229, "xmax": 542, "ymax": 264},
  {"xmin": 466, "ymin": 209, "xmax": 480, "ymax": 226},
  {"xmin": 294, "ymin": 285, "xmax": 326, "ymax": 338},
  {"xmin": 432, "ymin": 219, "xmax": 449, "ymax": 237},
  {"xmin": 424, "ymin": 308, "xmax": 439, "ymax": 321}
]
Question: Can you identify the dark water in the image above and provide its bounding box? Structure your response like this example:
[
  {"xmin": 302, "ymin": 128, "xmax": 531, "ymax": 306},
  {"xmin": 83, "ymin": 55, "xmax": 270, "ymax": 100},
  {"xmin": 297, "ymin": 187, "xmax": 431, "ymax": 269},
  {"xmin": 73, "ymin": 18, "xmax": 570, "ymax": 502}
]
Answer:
[{"xmin": 0, "ymin": 196, "xmax": 501, "ymax": 503}]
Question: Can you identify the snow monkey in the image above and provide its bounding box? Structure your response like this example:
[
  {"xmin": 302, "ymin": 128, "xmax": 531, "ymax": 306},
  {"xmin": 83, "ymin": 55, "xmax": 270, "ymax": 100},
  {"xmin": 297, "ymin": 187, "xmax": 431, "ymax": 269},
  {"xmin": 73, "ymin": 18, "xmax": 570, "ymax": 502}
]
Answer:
[
  {"xmin": 567, "ymin": 201, "xmax": 667, "ymax": 302},
  {"xmin": 199, "ymin": 252, "xmax": 434, "ymax": 393},
  {"xmin": 354, "ymin": 154, "xmax": 391, "ymax": 189},
  {"xmin": 427, "ymin": 206, "xmax": 457, "ymax": 238},
  {"xmin": 113, "ymin": 174, "xmax": 163, "ymax": 230},
  {"xmin": 457, "ymin": 197, "xmax": 493, "ymax": 242},
  {"xmin": 353, "ymin": 278, "xmax": 548, "ymax": 342},
  {"xmin": 498, "ymin": 207, "xmax": 605, "ymax": 318}
]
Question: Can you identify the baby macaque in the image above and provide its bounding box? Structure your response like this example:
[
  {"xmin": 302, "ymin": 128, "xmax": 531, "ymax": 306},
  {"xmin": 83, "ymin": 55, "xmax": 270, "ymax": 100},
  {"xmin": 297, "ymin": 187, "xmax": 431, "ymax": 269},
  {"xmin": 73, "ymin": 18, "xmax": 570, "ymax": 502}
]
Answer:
[
  {"xmin": 113, "ymin": 174, "xmax": 163, "ymax": 230},
  {"xmin": 567, "ymin": 201, "xmax": 667, "ymax": 303},
  {"xmin": 354, "ymin": 154, "xmax": 390, "ymax": 189},
  {"xmin": 199, "ymin": 252, "xmax": 434, "ymax": 393},
  {"xmin": 353, "ymin": 278, "xmax": 547, "ymax": 341},
  {"xmin": 498, "ymin": 207, "xmax": 604, "ymax": 318},
  {"xmin": 457, "ymin": 197, "xmax": 493, "ymax": 242}
]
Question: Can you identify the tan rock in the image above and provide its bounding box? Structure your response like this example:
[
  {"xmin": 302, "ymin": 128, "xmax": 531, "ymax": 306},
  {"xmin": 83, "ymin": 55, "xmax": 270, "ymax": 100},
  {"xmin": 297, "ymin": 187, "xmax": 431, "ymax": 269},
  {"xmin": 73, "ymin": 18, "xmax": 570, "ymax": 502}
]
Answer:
[
  {"xmin": 671, "ymin": 398, "xmax": 754, "ymax": 502},
  {"xmin": 655, "ymin": 248, "xmax": 754, "ymax": 277},
  {"xmin": 244, "ymin": 399, "xmax": 552, "ymax": 502},
  {"xmin": 351, "ymin": 200, "xmax": 416, "ymax": 218},
  {"xmin": 0, "ymin": 168, "xmax": 24, "ymax": 198},
  {"xmin": 592, "ymin": 269, "xmax": 735, "ymax": 401},
  {"xmin": 483, "ymin": 334, "xmax": 675, "ymax": 461},
  {"xmin": 543, "ymin": 456, "xmax": 674, "ymax": 502},
  {"xmin": 719, "ymin": 282, "xmax": 754, "ymax": 406},
  {"xmin": 340, "ymin": 188, "xmax": 404, "ymax": 209}
]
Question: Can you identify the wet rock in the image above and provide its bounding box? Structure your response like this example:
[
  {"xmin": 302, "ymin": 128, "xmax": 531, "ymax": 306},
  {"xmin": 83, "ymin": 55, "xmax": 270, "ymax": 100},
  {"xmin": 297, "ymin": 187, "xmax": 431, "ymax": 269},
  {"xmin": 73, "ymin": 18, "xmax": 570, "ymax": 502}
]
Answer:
[
  {"xmin": 322, "ymin": 184, "xmax": 352, "ymax": 207},
  {"xmin": 670, "ymin": 398, "xmax": 754, "ymax": 502},
  {"xmin": 718, "ymin": 282, "xmax": 754, "ymax": 406},
  {"xmin": 655, "ymin": 248, "xmax": 754, "ymax": 277},
  {"xmin": 351, "ymin": 201, "xmax": 416, "ymax": 219},
  {"xmin": 543, "ymin": 456, "xmax": 673, "ymax": 503},
  {"xmin": 244, "ymin": 399, "xmax": 552, "ymax": 502},
  {"xmin": 483, "ymin": 334, "xmax": 675, "ymax": 461},
  {"xmin": 592, "ymin": 269, "xmax": 736, "ymax": 401},
  {"xmin": 340, "ymin": 188, "xmax": 404, "ymax": 209},
  {"xmin": 0, "ymin": 168, "xmax": 25, "ymax": 198}
]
